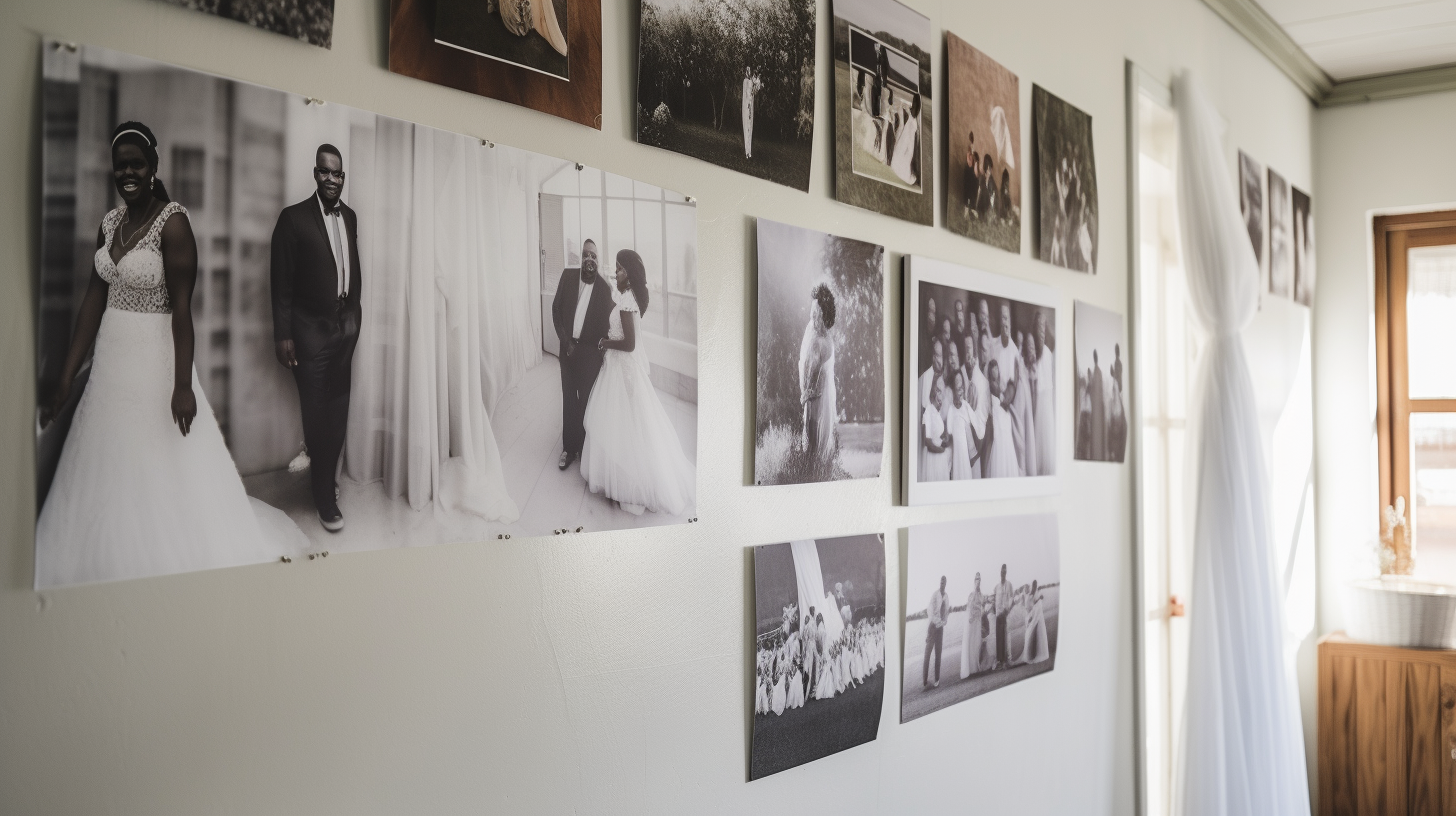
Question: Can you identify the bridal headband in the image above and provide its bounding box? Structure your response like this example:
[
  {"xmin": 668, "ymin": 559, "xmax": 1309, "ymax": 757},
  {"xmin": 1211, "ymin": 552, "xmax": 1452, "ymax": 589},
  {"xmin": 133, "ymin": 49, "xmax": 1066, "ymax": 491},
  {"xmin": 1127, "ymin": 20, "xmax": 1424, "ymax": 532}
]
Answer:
[{"xmin": 111, "ymin": 128, "xmax": 153, "ymax": 147}]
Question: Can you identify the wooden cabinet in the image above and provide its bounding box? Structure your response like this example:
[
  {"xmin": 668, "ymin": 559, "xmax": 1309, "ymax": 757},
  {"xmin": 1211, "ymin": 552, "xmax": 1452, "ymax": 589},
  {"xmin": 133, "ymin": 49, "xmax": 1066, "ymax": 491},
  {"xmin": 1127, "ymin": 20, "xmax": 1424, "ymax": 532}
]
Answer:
[{"xmin": 1319, "ymin": 633, "xmax": 1456, "ymax": 815}]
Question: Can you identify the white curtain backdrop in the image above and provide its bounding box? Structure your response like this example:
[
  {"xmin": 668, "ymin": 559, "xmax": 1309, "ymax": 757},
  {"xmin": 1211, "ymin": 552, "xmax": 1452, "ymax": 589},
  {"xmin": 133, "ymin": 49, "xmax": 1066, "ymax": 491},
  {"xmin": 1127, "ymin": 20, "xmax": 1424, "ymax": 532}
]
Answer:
[
  {"xmin": 342, "ymin": 118, "xmax": 550, "ymax": 520},
  {"xmin": 790, "ymin": 540, "xmax": 845, "ymax": 643},
  {"xmin": 1173, "ymin": 74, "xmax": 1310, "ymax": 816}
]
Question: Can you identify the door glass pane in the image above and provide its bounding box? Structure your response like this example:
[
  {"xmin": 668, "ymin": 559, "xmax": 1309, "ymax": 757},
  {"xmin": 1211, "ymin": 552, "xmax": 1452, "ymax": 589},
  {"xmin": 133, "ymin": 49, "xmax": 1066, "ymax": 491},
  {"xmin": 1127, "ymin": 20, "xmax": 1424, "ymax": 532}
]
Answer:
[
  {"xmin": 1406, "ymin": 245, "xmax": 1456, "ymax": 399},
  {"xmin": 1412, "ymin": 412, "xmax": 1456, "ymax": 579}
]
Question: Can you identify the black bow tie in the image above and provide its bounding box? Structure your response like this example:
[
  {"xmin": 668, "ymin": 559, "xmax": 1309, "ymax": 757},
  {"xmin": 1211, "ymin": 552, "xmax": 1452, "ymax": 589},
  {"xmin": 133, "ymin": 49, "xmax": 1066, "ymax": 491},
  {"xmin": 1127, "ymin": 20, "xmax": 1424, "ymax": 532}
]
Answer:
[{"xmin": 322, "ymin": 200, "xmax": 341, "ymax": 215}]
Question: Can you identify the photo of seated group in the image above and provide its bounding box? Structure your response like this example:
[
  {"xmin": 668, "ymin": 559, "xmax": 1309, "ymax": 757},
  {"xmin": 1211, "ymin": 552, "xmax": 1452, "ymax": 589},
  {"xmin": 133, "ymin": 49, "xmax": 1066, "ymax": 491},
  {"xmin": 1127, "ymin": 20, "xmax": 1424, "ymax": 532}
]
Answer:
[
  {"xmin": 34, "ymin": 42, "xmax": 698, "ymax": 588},
  {"xmin": 901, "ymin": 514, "xmax": 1060, "ymax": 724},
  {"xmin": 904, "ymin": 256, "xmax": 1057, "ymax": 505}
]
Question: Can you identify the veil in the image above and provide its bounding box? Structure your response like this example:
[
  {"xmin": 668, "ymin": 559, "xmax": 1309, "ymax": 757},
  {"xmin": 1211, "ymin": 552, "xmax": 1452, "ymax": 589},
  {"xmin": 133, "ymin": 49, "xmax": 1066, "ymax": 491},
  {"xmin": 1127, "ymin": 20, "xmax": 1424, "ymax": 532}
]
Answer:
[{"xmin": 790, "ymin": 540, "xmax": 845, "ymax": 643}]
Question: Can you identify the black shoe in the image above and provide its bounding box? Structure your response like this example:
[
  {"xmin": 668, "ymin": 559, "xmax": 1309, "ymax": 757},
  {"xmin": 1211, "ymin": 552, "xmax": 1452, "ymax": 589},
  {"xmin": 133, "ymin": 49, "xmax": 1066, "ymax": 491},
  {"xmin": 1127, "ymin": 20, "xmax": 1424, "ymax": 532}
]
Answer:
[
  {"xmin": 558, "ymin": 450, "xmax": 576, "ymax": 470},
  {"xmin": 318, "ymin": 502, "xmax": 344, "ymax": 533}
]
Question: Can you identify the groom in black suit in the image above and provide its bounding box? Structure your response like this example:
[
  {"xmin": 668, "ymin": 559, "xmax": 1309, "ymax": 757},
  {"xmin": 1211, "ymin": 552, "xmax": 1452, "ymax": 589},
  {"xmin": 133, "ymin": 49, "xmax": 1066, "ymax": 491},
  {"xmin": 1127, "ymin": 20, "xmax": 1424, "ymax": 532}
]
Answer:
[
  {"xmin": 551, "ymin": 239, "xmax": 614, "ymax": 470},
  {"xmin": 270, "ymin": 144, "xmax": 362, "ymax": 532}
]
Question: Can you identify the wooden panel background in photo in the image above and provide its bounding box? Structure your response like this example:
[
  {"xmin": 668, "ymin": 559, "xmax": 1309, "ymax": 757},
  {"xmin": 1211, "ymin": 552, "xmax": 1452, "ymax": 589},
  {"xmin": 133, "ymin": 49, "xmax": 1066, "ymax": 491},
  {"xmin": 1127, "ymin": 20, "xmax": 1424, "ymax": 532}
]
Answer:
[{"xmin": 388, "ymin": 0, "xmax": 603, "ymax": 129}]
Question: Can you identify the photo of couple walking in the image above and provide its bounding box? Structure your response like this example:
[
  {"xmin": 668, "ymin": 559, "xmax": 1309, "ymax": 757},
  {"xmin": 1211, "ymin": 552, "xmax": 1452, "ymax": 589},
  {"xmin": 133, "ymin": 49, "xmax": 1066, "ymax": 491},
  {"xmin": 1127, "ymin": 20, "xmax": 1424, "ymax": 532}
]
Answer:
[
  {"xmin": 34, "ymin": 43, "xmax": 697, "ymax": 588},
  {"xmin": 901, "ymin": 515, "xmax": 1060, "ymax": 723}
]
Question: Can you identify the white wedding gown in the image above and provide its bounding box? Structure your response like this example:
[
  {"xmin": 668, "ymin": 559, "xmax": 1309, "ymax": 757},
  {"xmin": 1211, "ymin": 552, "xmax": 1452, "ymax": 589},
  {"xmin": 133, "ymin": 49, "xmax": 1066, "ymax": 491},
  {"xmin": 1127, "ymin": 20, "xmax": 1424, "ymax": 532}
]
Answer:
[
  {"xmin": 35, "ymin": 204, "xmax": 307, "ymax": 589},
  {"xmin": 581, "ymin": 289, "xmax": 696, "ymax": 515}
]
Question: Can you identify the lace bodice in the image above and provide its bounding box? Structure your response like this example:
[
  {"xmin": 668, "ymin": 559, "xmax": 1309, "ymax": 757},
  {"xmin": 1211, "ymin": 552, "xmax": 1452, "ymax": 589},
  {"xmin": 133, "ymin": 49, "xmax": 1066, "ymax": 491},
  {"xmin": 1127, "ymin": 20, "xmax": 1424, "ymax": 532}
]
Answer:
[
  {"xmin": 95, "ymin": 202, "xmax": 186, "ymax": 314},
  {"xmin": 607, "ymin": 287, "xmax": 641, "ymax": 343}
]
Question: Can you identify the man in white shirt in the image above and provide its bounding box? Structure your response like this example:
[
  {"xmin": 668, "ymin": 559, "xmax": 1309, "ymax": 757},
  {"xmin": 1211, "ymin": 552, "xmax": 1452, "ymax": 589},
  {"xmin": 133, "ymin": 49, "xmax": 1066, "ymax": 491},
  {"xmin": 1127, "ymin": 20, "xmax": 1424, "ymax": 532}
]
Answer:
[
  {"xmin": 923, "ymin": 575, "xmax": 950, "ymax": 688},
  {"xmin": 550, "ymin": 240, "xmax": 614, "ymax": 470}
]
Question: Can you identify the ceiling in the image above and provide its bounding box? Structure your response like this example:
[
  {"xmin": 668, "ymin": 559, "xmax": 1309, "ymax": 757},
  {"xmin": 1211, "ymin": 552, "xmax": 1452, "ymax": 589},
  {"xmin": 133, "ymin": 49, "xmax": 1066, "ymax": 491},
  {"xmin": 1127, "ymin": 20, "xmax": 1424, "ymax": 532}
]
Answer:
[{"xmin": 1257, "ymin": 0, "xmax": 1456, "ymax": 80}]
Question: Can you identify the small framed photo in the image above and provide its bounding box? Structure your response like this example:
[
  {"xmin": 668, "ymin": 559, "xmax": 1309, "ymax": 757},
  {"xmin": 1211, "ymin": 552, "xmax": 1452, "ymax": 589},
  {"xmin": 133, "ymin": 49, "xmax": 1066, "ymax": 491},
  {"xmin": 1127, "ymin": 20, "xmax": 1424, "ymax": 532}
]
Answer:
[{"xmin": 902, "ymin": 255, "xmax": 1060, "ymax": 505}]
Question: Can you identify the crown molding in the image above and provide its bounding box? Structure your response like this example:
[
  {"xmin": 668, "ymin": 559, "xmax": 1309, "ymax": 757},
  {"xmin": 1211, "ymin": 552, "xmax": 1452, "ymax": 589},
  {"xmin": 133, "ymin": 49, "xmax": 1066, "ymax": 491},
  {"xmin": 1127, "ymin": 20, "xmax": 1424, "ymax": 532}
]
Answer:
[
  {"xmin": 1321, "ymin": 63, "xmax": 1456, "ymax": 107},
  {"xmin": 1199, "ymin": 0, "xmax": 1332, "ymax": 100}
]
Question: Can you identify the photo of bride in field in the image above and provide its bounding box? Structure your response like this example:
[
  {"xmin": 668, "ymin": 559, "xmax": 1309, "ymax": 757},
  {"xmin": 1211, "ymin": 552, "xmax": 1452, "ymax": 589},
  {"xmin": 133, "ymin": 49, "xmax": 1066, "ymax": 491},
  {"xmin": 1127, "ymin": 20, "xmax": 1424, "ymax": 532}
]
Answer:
[{"xmin": 754, "ymin": 219, "xmax": 885, "ymax": 486}]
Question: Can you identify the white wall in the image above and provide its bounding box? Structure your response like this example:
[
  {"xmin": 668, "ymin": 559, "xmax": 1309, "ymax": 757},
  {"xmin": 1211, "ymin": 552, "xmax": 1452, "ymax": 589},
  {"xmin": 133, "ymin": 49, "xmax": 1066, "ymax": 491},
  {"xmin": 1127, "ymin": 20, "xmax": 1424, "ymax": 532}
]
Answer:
[
  {"xmin": 1312, "ymin": 95, "xmax": 1456, "ymax": 632},
  {"xmin": 0, "ymin": 0, "xmax": 1310, "ymax": 813}
]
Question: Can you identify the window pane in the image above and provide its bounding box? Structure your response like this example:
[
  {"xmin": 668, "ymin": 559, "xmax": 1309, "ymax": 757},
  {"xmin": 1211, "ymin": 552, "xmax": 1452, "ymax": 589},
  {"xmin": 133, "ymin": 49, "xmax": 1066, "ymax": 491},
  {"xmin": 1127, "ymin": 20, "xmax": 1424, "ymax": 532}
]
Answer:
[
  {"xmin": 606, "ymin": 199, "xmax": 634, "ymax": 267},
  {"xmin": 1412, "ymin": 412, "xmax": 1456, "ymax": 579},
  {"xmin": 668, "ymin": 293, "xmax": 697, "ymax": 345},
  {"xmin": 605, "ymin": 172, "xmax": 633, "ymax": 198},
  {"xmin": 665, "ymin": 204, "xmax": 697, "ymax": 295},
  {"xmin": 1407, "ymin": 245, "xmax": 1456, "ymax": 399}
]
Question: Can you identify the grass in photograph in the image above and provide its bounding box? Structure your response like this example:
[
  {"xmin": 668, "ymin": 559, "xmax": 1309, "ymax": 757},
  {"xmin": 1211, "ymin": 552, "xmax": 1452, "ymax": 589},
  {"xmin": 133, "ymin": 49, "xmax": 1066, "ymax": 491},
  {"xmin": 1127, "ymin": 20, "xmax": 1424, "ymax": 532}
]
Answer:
[
  {"xmin": 642, "ymin": 118, "xmax": 812, "ymax": 191},
  {"xmin": 750, "ymin": 669, "xmax": 883, "ymax": 779}
]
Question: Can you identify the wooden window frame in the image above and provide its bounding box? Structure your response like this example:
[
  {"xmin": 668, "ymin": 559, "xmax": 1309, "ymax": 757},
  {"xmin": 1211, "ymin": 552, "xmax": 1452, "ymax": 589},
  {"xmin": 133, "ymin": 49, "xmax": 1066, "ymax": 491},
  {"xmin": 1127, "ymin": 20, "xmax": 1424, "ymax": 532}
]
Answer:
[{"xmin": 1373, "ymin": 210, "xmax": 1456, "ymax": 519}]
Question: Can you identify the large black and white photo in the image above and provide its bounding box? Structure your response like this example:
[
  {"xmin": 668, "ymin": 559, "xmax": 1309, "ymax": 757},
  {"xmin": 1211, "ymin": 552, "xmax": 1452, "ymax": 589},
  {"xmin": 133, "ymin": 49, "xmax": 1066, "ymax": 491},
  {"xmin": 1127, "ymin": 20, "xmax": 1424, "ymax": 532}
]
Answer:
[
  {"xmin": 1073, "ymin": 301, "xmax": 1127, "ymax": 463},
  {"xmin": 160, "ymin": 0, "xmax": 334, "ymax": 48},
  {"xmin": 945, "ymin": 33, "xmax": 1020, "ymax": 254},
  {"xmin": 752, "ymin": 534, "xmax": 886, "ymax": 779},
  {"xmin": 1033, "ymin": 85, "xmax": 1098, "ymax": 273},
  {"xmin": 903, "ymin": 256, "xmax": 1058, "ymax": 505},
  {"xmin": 901, "ymin": 514, "xmax": 1059, "ymax": 723},
  {"xmin": 832, "ymin": 0, "xmax": 934, "ymax": 225},
  {"xmin": 636, "ymin": 0, "xmax": 816, "ymax": 191},
  {"xmin": 1238, "ymin": 150, "xmax": 1265, "ymax": 280},
  {"xmin": 1267, "ymin": 167, "xmax": 1293, "ymax": 299},
  {"xmin": 34, "ymin": 43, "xmax": 698, "ymax": 588},
  {"xmin": 1292, "ymin": 184, "xmax": 1315, "ymax": 308},
  {"xmin": 755, "ymin": 219, "xmax": 885, "ymax": 485}
]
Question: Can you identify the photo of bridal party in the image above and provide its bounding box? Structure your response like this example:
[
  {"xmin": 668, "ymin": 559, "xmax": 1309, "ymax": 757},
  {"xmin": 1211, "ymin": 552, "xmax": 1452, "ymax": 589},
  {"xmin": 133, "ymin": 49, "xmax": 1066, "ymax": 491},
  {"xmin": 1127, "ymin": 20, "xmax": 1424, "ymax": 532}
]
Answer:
[
  {"xmin": 34, "ymin": 43, "xmax": 697, "ymax": 588},
  {"xmin": 636, "ymin": 0, "xmax": 817, "ymax": 190},
  {"xmin": 1073, "ymin": 301, "xmax": 1128, "ymax": 463},
  {"xmin": 901, "ymin": 514, "xmax": 1060, "ymax": 723},
  {"xmin": 945, "ymin": 33, "xmax": 1021, "ymax": 254},
  {"xmin": 1033, "ymin": 85, "xmax": 1098, "ymax": 274},
  {"xmin": 904, "ymin": 256, "xmax": 1057, "ymax": 505},
  {"xmin": 754, "ymin": 218, "xmax": 885, "ymax": 486},
  {"xmin": 751, "ymin": 534, "xmax": 886, "ymax": 779},
  {"xmin": 832, "ymin": 0, "xmax": 933, "ymax": 225}
]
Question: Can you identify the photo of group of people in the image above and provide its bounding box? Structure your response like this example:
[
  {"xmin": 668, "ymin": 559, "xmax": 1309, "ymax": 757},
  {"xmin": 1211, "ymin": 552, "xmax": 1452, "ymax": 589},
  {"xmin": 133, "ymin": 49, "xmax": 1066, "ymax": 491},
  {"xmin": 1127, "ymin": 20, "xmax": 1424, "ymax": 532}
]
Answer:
[
  {"xmin": 162, "ymin": 0, "xmax": 335, "ymax": 48},
  {"xmin": 751, "ymin": 534, "xmax": 886, "ymax": 779},
  {"xmin": 754, "ymin": 219, "xmax": 885, "ymax": 486},
  {"xmin": 636, "ymin": 0, "xmax": 817, "ymax": 190},
  {"xmin": 945, "ymin": 34, "xmax": 1020, "ymax": 254},
  {"xmin": 904, "ymin": 257, "xmax": 1057, "ymax": 506},
  {"xmin": 901, "ymin": 515, "xmax": 1060, "ymax": 723},
  {"xmin": 35, "ymin": 43, "xmax": 697, "ymax": 588},
  {"xmin": 832, "ymin": 0, "xmax": 934, "ymax": 225},
  {"xmin": 1072, "ymin": 301, "xmax": 1127, "ymax": 463},
  {"xmin": 1034, "ymin": 85, "xmax": 1098, "ymax": 274}
]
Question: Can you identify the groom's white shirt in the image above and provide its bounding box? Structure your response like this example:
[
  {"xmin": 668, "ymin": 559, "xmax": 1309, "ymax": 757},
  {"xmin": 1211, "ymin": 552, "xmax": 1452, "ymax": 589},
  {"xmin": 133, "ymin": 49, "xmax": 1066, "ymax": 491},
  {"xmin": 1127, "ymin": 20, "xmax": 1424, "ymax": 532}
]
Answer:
[
  {"xmin": 927, "ymin": 589, "xmax": 948, "ymax": 628},
  {"xmin": 572, "ymin": 275, "xmax": 595, "ymax": 340}
]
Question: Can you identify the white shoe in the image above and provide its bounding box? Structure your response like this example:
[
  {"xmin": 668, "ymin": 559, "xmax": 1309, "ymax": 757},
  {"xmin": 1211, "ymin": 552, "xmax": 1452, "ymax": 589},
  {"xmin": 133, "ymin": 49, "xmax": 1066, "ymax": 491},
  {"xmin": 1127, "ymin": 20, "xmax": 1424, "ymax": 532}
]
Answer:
[{"xmin": 319, "ymin": 508, "xmax": 344, "ymax": 533}]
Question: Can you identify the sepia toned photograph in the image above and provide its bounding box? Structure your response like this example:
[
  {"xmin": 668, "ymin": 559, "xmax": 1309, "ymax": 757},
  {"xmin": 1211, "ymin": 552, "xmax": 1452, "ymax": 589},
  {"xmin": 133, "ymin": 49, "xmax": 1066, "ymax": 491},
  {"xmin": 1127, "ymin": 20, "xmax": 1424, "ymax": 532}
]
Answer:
[
  {"xmin": 832, "ymin": 0, "xmax": 934, "ymax": 225},
  {"xmin": 904, "ymin": 256, "xmax": 1058, "ymax": 506},
  {"xmin": 388, "ymin": 0, "xmax": 601, "ymax": 128},
  {"xmin": 902, "ymin": 514, "xmax": 1060, "ymax": 724},
  {"xmin": 160, "ymin": 0, "xmax": 334, "ymax": 48},
  {"xmin": 945, "ymin": 34, "xmax": 1020, "ymax": 254},
  {"xmin": 434, "ymin": 0, "xmax": 569, "ymax": 80},
  {"xmin": 637, "ymin": 0, "xmax": 816, "ymax": 191},
  {"xmin": 1033, "ymin": 85, "xmax": 1098, "ymax": 274},
  {"xmin": 752, "ymin": 534, "xmax": 886, "ymax": 779},
  {"xmin": 1238, "ymin": 150, "xmax": 1265, "ymax": 279},
  {"xmin": 1268, "ymin": 167, "xmax": 1293, "ymax": 299},
  {"xmin": 1292, "ymin": 185, "xmax": 1315, "ymax": 308},
  {"xmin": 35, "ymin": 42, "xmax": 696, "ymax": 589},
  {"xmin": 1073, "ymin": 301, "xmax": 1127, "ymax": 463},
  {"xmin": 755, "ymin": 218, "xmax": 885, "ymax": 486}
]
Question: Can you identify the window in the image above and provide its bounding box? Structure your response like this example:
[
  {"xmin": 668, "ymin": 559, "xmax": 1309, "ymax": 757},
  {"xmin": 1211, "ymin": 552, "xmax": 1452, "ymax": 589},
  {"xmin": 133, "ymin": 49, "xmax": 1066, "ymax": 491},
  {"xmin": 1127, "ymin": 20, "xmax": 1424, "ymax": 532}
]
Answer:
[
  {"xmin": 1375, "ymin": 211, "xmax": 1456, "ymax": 579},
  {"xmin": 171, "ymin": 145, "xmax": 205, "ymax": 211}
]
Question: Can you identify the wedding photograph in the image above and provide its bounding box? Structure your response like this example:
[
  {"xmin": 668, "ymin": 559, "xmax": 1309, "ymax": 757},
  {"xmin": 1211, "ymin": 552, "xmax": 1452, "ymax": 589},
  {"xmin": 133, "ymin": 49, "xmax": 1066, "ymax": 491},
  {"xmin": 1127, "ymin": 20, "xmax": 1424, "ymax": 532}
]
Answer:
[
  {"xmin": 35, "ymin": 42, "xmax": 697, "ymax": 589},
  {"xmin": 1292, "ymin": 185, "xmax": 1315, "ymax": 308},
  {"xmin": 387, "ymin": 0, "xmax": 601, "ymax": 128},
  {"xmin": 1268, "ymin": 167, "xmax": 1293, "ymax": 299},
  {"xmin": 903, "ymin": 256, "xmax": 1058, "ymax": 506},
  {"xmin": 1033, "ymin": 85, "xmax": 1098, "ymax": 274},
  {"xmin": 636, "ymin": 0, "xmax": 816, "ymax": 191},
  {"xmin": 751, "ymin": 534, "xmax": 886, "ymax": 779},
  {"xmin": 754, "ymin": 218, "xmax": 885, "ymax": 486},
  {"xmin": 434, "ymin": 0, "xmax": 570, "ymax": 80},
  {"xmin": 160, "ymin": 0, "xmax": 334, "ymax": 48},
  {"xmin": 1073, "ymin": 301, "xmax": 1127, "ymax": 463},
  {"xmin": 945, "ymin": 34, "xmax": 1020, "ymax": 254},
  {"xmin": 832, "ymin": 0, "xmax": 934, "ymax": 225},
  {"xmin": 901, "ymin": 514, "xmax": 1060, "ymax": 724},
  {"xmin": 1238, "ymin": 150, "xmax": 1265, "ymax": 279}
]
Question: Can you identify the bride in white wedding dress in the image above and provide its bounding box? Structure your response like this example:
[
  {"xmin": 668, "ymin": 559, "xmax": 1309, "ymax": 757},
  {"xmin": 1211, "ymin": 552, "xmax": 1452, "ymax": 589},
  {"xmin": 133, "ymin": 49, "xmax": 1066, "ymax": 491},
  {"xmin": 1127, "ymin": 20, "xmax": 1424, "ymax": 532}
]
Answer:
[
  {"xmin": 36, "ymin": 122, "xmax": 306, "ymax": 589},
  {"xmin": 580, "ymin": 249, "xmax": 696, "ymax": 516}
]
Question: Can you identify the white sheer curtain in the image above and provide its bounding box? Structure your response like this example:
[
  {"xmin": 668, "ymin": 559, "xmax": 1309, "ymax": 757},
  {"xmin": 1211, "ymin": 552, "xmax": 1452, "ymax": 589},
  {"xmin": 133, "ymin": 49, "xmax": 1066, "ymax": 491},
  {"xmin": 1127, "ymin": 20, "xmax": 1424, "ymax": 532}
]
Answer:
[
  {"xmin": 342, "ymin": 117, "xmax": 546, "ymax": 520},
  {"xmin": 1173, "ymin": 73, "xmax": 1309, "ymax": 816}
]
